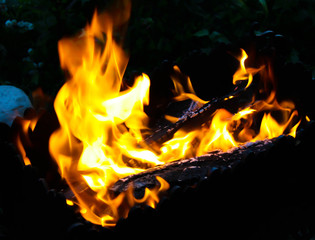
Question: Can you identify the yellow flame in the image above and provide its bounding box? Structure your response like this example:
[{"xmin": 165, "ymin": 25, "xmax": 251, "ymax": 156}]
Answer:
[
  {"xmin": 48, "ymin": 6, "xmax": 302, "ymax": 227},
  {"xmin": 49, "ymin": 6, "xmax": 170, "ymax": 226},
  {"xmin": 232, "ymin": 49, "xmax": 263, "ymax": 88},
  {"xmin": 171, "ymin": 65, "xmax": 208, "ymax": 104}
]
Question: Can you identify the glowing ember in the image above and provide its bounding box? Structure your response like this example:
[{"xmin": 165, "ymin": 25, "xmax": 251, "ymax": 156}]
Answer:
[{"xmin": 47, "ymin": 2, "xmax": 302, "ymax": 227}]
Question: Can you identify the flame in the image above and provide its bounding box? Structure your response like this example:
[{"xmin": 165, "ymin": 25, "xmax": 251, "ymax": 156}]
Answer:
[
  {"xmin": 49, "ymin": 5, "xmax": 168, "ymax": 226},
  {"xmin": 15, "ymin": 117, "xmax": 38, "ymax": 165},
  {"xmin": 232, "ymin": 49, "xmax": 263, "ymax": 88},
  {"xmin": 171, "ymin": 65, "xmax": 208, "ymax": 104},
  {"xmin": 157, "ymin": 51, "xmax": 301, "ymax": 161},
  {"xmin": 48, "ymin": 4, "xmax": 303, "ymax": 227}
]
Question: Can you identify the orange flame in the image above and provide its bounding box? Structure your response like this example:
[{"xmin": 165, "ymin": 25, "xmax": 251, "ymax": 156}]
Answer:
[
  {"xmin": 49, "ymin": 5, "xmax": 169, "ymax": 226},
  {"xmin": 49, "ymin": 5, "xmax": 302, "ymax": 227},
  {"xmin": 232, "ymin": 49, "xmax": 263, "ymax": 88},
  {"xmin": 15, "ymin": 117, "xmax": 38, "ymax": 166}
]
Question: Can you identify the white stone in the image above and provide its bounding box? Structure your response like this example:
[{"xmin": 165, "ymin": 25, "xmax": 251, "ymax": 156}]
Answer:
[{"xmin": 0, "ymin": 85, "xmax": 32, "ymax": 126}]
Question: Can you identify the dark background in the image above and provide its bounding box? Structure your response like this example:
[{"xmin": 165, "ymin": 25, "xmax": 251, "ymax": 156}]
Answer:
[{"xmin": 0, "ymin": 0, "xmax": 314, "ymax": 97}]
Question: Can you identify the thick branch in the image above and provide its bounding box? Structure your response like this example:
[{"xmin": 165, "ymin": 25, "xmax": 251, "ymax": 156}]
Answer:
[{"xmin": 111, "ymin": 137, "xmax": 280, "ymax": 197}]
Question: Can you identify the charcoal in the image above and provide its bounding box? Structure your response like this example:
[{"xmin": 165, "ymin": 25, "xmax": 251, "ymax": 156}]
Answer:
[
  {"xmin": 67, "ymin": 222, "xmax": 87, "ymax": 239},
  {"xmin": 177, "ymin": 166, "xmax": 206, "ymax": 184},
  {"xmin": 143, "ymin": 205, "xmax": 155, "ymax": 215},
  {"xmin": 23, "ymin": 164, "xmax": 39, "ymax": 184},
  {"xmin": 168, "ymin": 185, "xmax": 182, "ymax": 198},
  {"xmin": 127, "ymin": 205, "xmax": 142, "ymax": 220},
  {"xmin": 155, "ymin": 196, "xmax": 169, "ymax": 213},
  {"xmin": 37, "ymin": 178, "xmax": 49, "ymax": 196},
  {"xmin": 85, "ymin": 227, "xmax": 101, "ymax": 240},
  {"xmin": 114, "ymin": 217, "xmax": 127, "ymax": 233}
]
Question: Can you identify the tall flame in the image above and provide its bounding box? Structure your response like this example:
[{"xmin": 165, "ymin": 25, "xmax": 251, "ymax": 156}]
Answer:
[
  {"xmin": 49, "ymin": 5, "xmax": 302, "ymax": 227},
  {"xmin": 49, "ymin": 3, "xmax": 171, "ymax": 226}
]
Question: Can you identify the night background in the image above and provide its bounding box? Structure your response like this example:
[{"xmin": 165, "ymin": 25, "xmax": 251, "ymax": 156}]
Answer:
[
  {"xmin": 0, "ymin": 0, "xmax": 314, "ymax": 96},
  {"xmin": 1, "ymin": 0, "xmax": 315, "ymax": 239}
]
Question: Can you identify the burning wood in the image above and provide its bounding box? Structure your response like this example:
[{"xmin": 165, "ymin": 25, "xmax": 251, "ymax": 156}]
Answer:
[
  {"xmin": 143, "ymin": 80, "xmax": 252, "ymax": 146},
  {"xmin": 144, "ymin": 49, "xmax": 261, "ymax": 147},
  {"xmin": 112, "ymin": 138, "xmax": 279, "ymax": 196},
  {"xmin": 7, "ymin": 0, "xmax": 308, "ymax": 230},
  {"xmin": 40, "ymin": 5, "xmax": 305, "ymax": 228}
]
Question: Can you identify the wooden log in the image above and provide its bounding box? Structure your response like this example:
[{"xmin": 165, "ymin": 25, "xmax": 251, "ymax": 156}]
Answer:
[
  {"xmin": 112, "ymin": 120, "xmax": 315, "ymax": 198},
  {"xmin": 111, "ymin": 137, "xmax": 280, "ymax": 197},
  {"xmin": 113, "ymin": 122, "xmax": 315, "ymax": 239},
  {"xmin": 63, "ymin": 136, "xmax": 277, "ymax": 201},
  {"xmin": 143, "ymin": 80, "xmax": 256, "ymax": 147}
]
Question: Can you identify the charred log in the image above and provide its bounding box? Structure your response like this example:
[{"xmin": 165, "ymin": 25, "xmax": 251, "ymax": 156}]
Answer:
[
  {"xmin": 114, "ymin": 135, "xmax": 283, "ymax": 197},
  {"xmin": 114, "ymin": 121, "xmax": 315, "ymax": 239}
]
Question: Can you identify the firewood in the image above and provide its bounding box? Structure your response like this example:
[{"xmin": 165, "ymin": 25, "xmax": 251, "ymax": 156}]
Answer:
[
  {"xmin": 111, "ymin": 136, "xmax": 280, "ymax": 197},
  {"xmin": 144, "ymin": 81, "xmax": 256, "ymax": 147},
  {"xmin": 112, "ymin": 120, "xmax": 315, "ymax": 198}
]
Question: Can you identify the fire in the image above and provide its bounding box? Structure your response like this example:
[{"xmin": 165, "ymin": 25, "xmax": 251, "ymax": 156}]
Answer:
[
  {"xmin": 49, "ymin": 3, "xmax": 169, "ymax": 226},
  {"xmin": 232, "ymin": 48, "xmax": 263, "ymax": 88},
  {"xmin": 47, "ymin": 3, "xmax": 303, "ymax": 227},
  {"xmin": 158, "ymin": 50, "xmax": 301, "ymax": 159},
  {"xmin": 15, "ymin": 117, "xmax": 38, "ymax": 166}
]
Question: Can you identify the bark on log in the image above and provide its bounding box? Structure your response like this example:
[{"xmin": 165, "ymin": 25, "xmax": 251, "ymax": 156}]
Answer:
[{"xmin": 111, "ymin": 137, "xmax": 281, "ymax": 197}]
